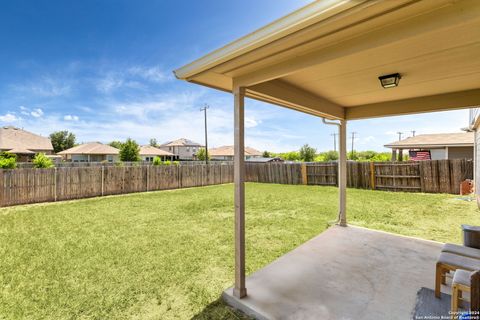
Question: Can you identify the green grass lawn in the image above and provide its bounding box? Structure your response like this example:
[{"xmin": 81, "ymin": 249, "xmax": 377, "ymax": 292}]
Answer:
[{"xmin": 0, "ymin": 183, "xmax": 479, "ymax": 319}]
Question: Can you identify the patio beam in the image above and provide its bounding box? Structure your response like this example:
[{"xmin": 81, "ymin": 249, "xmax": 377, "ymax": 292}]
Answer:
[
  {"xmin": 233, "ymin": 84, "xmax": 247, "ymax": 298},
  {"xmin": 248, "ymin": 79, "xmax": 344, "ymax": 120},
  {"xmin": 345, "ymin": 88, "xmax": 480, "ymax": 120},
  {"xmin": 338, "ymin": 119, "xmax": 347, "ymax": 226}
]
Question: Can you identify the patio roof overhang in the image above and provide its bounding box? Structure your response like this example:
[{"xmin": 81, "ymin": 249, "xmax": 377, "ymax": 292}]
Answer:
[
  {"xmin": 174, "ymin": 0, "xmax": 480, "ymax": 303},
  {"xmin": 174, "ymin": 0, "xmax": 480, "ymax": 120}
]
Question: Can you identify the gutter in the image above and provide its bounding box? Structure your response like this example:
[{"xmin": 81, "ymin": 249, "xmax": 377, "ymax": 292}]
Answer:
[{"xmin": 322, "ymin": 118, "xmax": 342, "ymax": 226}]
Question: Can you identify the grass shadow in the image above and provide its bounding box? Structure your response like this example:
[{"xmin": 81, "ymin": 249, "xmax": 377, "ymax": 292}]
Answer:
[{"xmin": 190, "ymin": 298, "xmax": 252, "ymax": 320}]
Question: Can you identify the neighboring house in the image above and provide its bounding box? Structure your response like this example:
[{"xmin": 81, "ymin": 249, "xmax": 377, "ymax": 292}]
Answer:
[
  {"xmin": 209, "ymin": 146, "xmax": 262, "ymax": 161},
  {"xmin": 0, "ymin": 126, "xmax": 54, "ymax": 161},
  {"xmin": 384, "ymin": 133, "xmax": 474, "ymax": 161},
  {"xmin": 159, "ymin": 138, "xmax": 203, "ymax": 160},
  {"xmin": 246, "ymin": 157, "xmax": 284, "ymax": 163},
  {"xmin": 58, "ymin": 142, "xmax": 119, "ymax": 162},
  {"xmin": 139, "ymin": 145, "xmax": 175, "ymax": 161}
]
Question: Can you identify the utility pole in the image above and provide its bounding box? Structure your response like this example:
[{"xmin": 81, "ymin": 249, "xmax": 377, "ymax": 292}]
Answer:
[
  {"xmin": 330, "ymin": 133, "xmax": 338, "ymax": 152},
  {"xmin": 411, "ymin": 130, "xmax": 416, "ymax": 137},
  {"xmin": 200, "ymin": 104, "xmax": 209, "ymax": 164},
  {"xmin": 397, "ymin": 131, "xmax": 404, "ymax": 141},
  {"xmin": 350, "ymin": 132, "xmax": 357, "ymax": 158}
]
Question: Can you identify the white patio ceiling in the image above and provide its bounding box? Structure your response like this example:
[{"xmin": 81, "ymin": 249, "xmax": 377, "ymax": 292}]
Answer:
[{"xmin": 174, "ymin": 0, "xmax": 480, "ymax": 120}]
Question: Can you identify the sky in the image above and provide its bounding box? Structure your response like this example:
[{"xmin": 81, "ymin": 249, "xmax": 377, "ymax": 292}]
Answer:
[{"xmin": 0, "ymin": 0, "xmax": 470, "ymax": 153}]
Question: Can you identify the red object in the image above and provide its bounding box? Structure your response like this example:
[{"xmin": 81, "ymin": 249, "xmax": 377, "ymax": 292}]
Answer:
[{"xmin": 460, "ymin": 179, "xmax": 474, "ymax": 195}]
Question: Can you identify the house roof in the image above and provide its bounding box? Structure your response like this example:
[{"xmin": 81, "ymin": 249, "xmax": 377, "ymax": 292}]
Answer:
[
  {"xmin": 384, "ymin": 132, "xmax": 474, "ymax": 149},
  {"xmin": 209, "ymin": 145, "xmax": 262, "ymax": 157},
  {"xmin": 174, "ymin": 0, "xmax": 480, "ymax": 120},
  {"xmin": 0, "ymin": 126, "xmax": 53, "ymax": 152},
  {"xmin": 161, "ymin": 138, "xmax": 202, "ymax": 147},
  {"xmin": 139, "ymin": 145, "xmax": 174, "ymax": 156},
  {"xmin": 6, "ymin": 148, "xmax": 36, "ymax": 154},
  {"xmin": 58, "ymin": 142, "xmax": 119, "ymax": 155}
]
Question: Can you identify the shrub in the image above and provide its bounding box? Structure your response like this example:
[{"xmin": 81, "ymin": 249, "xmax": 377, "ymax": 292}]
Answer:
[
  {"xmin": 152, "ymin": 156, "xmax": 162, "ymax": 166},
  {"xmin": 196, "ymin": 148, "xmax": 209, "ymax": 161},
  {"xmin": 33, "ymin": 153, "xmax": 54, "ymax": 168},
  {"xmin": 114, "ymin": 161, "xmax": 124, "ymax": 167},
  {"xmin": 163, "ymin": 160, "xmax": 171, "ymax": 166},
  {"xmin": 173, "ymin": 161, "xmax": 180, "ymax": 166},
  {"xmin": 0, "ymin": 152, "xmax": 17, "ymax": 169}
]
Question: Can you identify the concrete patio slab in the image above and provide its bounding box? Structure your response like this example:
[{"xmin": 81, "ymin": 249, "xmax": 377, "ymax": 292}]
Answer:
[{"xmin": 223, "ymin": 225, "xmax": 443, "ymax": 320}]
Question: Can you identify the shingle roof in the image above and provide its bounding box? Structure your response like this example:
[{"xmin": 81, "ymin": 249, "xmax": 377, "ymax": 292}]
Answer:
[
  {"xmin": 0, "ymin": 126, "xmax": 53, "ymax": 152},
  {"xmin": 209, "ymin": 145, "xmax": 262, "ymax": 157},
  {"xmin": 58, "ymin": 142, "xmax": 119, "ymax": 155},
  {"xmin": 139, "ymin": 145, "xmax": 174, "ymax": 156},
  {"xmin": 161, "ymin": 138, "xmax": 202, "ymax": 147},
  {"xmin": 384, "ymin": 132, "xmax": 474, "ymax": 148}
]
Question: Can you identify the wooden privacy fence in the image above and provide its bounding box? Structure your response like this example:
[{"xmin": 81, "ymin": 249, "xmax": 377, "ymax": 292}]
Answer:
[
  {"xmin": 0, "ymin": 160, "xmax": 473, "ymax": 207},
  {"xmin": 0, "ymin": 164, "xmax": 234, "ymax": 207}
]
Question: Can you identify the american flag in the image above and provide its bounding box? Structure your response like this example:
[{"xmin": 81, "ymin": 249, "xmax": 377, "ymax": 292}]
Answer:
[{"xmin": 409, "ymin": 150, "xmax": 431, "ymax": 161}]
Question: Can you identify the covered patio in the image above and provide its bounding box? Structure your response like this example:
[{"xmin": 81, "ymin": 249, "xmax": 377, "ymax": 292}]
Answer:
[
  {"xmin": 223, "ymin": 225, "xmax": 442, "ymax": 319},
  {"xmin": 174, "ymin": 0, "xmax": 480, "ymax": 318}
]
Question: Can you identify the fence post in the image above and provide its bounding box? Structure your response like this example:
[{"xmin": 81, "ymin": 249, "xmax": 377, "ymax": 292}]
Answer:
[
  {"xmin": 54, "ymin": 167, "xmax": 57, "ymax": 202},
  {"xmin": 301, "ymin": 163, "xmax": 308, "ymax": 185},
  {"xmin": 101, "ymin": 166, "xmax": 105, "ymax": 196},
  {"xmin": 370, "ymin": 162, "xmax": 376, "ymax": 190},
  {"xmin": 146, "ymin": 165, "xmax": 149, "ymax": 192}
]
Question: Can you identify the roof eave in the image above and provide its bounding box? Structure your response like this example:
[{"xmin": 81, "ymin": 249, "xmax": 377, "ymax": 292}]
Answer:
[{"xmin": 173, "ymin": 0, "xmax": 361, "ymax": 80}]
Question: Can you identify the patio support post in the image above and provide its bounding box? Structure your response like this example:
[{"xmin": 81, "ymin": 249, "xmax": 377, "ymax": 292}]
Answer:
[
  {"xmin": 338, "ymin": 119, "xmax": 347, "ymax": 226},
  {"xmin": 233, "ymin": 84, "xmax": 247, "ymax": 298},
  {"xmin": 391, "ymin": 149, "xmax": 397, "ymax": 162}
]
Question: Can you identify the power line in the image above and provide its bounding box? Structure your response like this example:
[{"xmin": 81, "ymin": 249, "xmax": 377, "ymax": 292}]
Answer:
[
  {"xmin": 397, "ymin": 131, "xmax": 404, "ymax": 141},
  {"xmin": 350, "ymin": 132, "xmax": 357, "ymax": 156},
  {"xmin": 330, "ymin": 133, "xmax": 338, "ymax": 152},
  {"xmin": 200, "ymin": 104, "xmax": 209, "ymax": 164}
]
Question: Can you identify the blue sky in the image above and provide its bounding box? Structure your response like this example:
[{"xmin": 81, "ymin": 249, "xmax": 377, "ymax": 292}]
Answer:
[{"xmin": 0, "ymin": 0, "xmax": 469, "ymax": 152}]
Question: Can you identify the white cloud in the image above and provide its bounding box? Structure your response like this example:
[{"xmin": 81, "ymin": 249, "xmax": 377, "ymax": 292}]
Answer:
[
  {"xmin": 64, "ymin": 115, "xmax": 79, "ymax": 121},
  {"xmin": 0, "ymin": 113, "xmax": 20, "ymax": 123},
  {"xmin": 128, "ymin": 66, "xmax": 169, "ymax": 83},
  {"xmin": 245, "ymin": 116, "xmax": 261, "ymax": 128},
  {"xmin": 30, "ymin": 108, "xmax": 44, "ymax": 118},
  {"xmin": 13, "ymin": 77, "xmax": 71, "ymax": 97},
  {"xmin": 96, "ymin": 73, "xmax": 124, "ymax": 93}
]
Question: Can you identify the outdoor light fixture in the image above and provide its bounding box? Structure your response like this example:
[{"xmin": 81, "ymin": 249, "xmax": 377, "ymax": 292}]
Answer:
[{"xmin": 378, "ymin": 73, "xmax": 401, "ymax": 88}]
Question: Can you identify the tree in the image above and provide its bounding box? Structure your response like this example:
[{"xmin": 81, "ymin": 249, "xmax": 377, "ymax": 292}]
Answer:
[
  {"xmin": 119, "ymin": 138, "xmax": 140, "ymax": 162},
  {"xmin": 279, "ymin": 151, "xmax": 300, "ymax": 161},
  {"xmin": 196, "ymin": 148, "xmax": 210, "ymax": 161},
  {"xmin": 109, "ymin": 141, "xmax": 123, "ymax": 149},
  {"xmin": 149, "ymin": 138, "xmax": 159, "ymax": 147},
  {"xmin": 33, "ymin": 153, "xmax": 54, "ymax": 168},
  {"xmin": 299, "ymin": 144, "xmax": 316, "ymax": 162},
  {"xmin": 315, "ymin": 150, "xmax": 338, "ymax": 162},
  {"xmin": 262, "ymin": 151, "xmax": 271, "ymax": 158},
  {"xmin": 49, "ymin": 131, "xmax": 76, "ymax": 153}
]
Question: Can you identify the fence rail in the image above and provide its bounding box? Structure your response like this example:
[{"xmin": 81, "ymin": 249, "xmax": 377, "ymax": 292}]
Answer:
[{"xmin": 0, "ymin": 160, "xmax": 473, "ymax": 207}]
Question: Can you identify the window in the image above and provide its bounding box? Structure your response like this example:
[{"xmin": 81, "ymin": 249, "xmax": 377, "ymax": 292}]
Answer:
[
  {"xmin": 169, "ymin": 147, "xmax": 172, "ymax": 151},
  {"xmin": 187, "ymin": 147, "xmax": 190, "ymax": 152}
]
